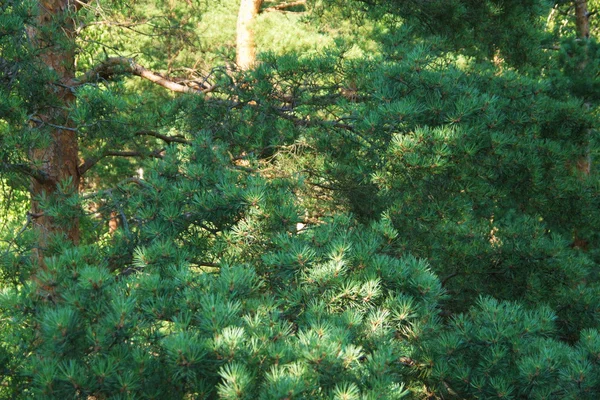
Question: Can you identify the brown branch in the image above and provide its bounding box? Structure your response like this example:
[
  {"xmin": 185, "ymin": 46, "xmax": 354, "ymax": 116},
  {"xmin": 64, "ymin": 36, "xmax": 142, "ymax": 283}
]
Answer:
[
  {"xmin": 78, "ymin": 131, "xmax": 190, "ymax": 176},
  {"xmin": 29, "ymin": 117, "xmax": 78, "ymax": 132},
  {"xmin": 74, "ymin": 57, "xmax": 211, "ymax": 94},
  {"xmin": 80, "ymin": 176, "xmax": 154, "ymax": 200},
  {"xmin": 192, "ymin": 261, "xmax": 221, "ymax": 268},
  {"xmin": 200, "ymin": 84, "xmax": 218, "ymax": 94},
  {"xmin": 264, "ymin": 0, "xmax": 306, "ymax": 12},
  {"xmin": 120, "ymin": 176, "xmax": 154, "ymax": 188},
  {"xmin": 135, "ymin": 130, "xmax": 191, "ymax": 145},
  {"xmin": 440, "ymin": 271, "xmax": 460, "ymax": 287},
  {"xmin": 1, "ymin": 163, "xmax": 50, "ymax": 184},
  {"xmin": 75, "ymin": 19, "xmax": 149, "ymax": 35},
  {"xmin": 275, "ymin": 109, "xmax": 355, "ymax": 131},
  {"xmin": 78, "ymin": 149, "xmax": 165, "ymax": 175},
  {"xmin": 73, "ymin": 0, "xmax": 92, "ymax": 12},
  {"xmin": 105, "ymin": 150, "xmax": 164, "ymax": 158},
  {"xmin": 1, "ymin": 212, "xmax": 38, "ymax": 258}
]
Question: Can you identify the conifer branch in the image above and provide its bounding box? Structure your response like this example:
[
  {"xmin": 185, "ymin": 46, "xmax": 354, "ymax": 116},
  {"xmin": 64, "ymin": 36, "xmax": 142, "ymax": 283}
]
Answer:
[
  {"xmin": 75, "ymin": 19, "xmax": 150, "ymax": 35},
  {"xmin": 192, "ymin": 220, "xmax": 221, "ymax": 235},
  {"xmin": 79, "ymin": 149, "xmax": 165, "ymax": 175},
  {"xmin": 29, "ymin": 117, "xmax": 78, "ymax": 132},
  {"xmin": 110, "ymin": 196, "xmax": 131, "ymax": 238},
  {"xmin": 75, "ymin": 57, "xmax": 213, "ymax": 94},
  {"xmin": 73, "ymin": 0, "xmax": 92, "ymax": 11},
  {"xmin": 191, "ymin": 260, "xmax": 221, "ymax": 268},
  {"xmin": 441, "ymin": 272, "xmax": 460, "ymax": 287},
  {"xmin": 1, "ymin": 163, "xmax": 50, "ymax": 184},
  {"xmin": 121, "ymin": 176, "xmax": 154, "ymax": 188},
  {"xmin": 105, "ymin": 150, "xmax": 165, "ymax": 158},
  {"xmin": 80, "ymin": 177, "xmax": 154, "ymax": 200},
  {"xmin": 1, "ymin": 211, "xmax": 37, "ymax": 257},
  {"xmin": 135, "ymin": 131, "xmax": 191, "ymax": 145},
  {"xmin": 275, "ymin": 109, "xmax": 355, "ymax": 131}
]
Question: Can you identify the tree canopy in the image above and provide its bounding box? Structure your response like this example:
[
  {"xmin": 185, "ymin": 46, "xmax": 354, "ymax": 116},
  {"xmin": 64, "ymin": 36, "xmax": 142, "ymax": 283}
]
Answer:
[{"xmin": 1, "ymin": 0, "xmax": 600, "ymax": 398}]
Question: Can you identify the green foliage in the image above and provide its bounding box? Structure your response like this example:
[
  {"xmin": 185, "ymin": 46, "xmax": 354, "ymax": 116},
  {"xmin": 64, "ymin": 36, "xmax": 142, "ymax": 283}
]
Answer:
[
  {"xmin": 321, "ymin": 0, "xmax": 552, "ymax": 67},
  {"xmin": 428, "ymin": 297, "xmax": 600, "ymax": 399},
  {"xmin": 0, "ymin": 184, "xmax": 443, "ymax": 397},
  {"xmin": 2, "ymin": 0, "xmax": 600, "ymax": 398}
]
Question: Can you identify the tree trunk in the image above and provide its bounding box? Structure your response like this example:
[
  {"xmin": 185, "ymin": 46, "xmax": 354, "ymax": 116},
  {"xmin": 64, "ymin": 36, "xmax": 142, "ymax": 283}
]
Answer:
[
  {"xmin": 575, "ymin": 0, "xmax": 590, "ymax": 39},
  {"xmin": 29, "ymin": 0, "xmax": 81, "ymax": 257},
  {"xmin": 573, "ymin": 0, "xmax": 592, "ymax": 250},
  {"xmin": 574, "ymin": 0, "xmax": 591, "ymax": 177},
  {"xmin": 236, "ymin": 0, "xmax": 264, "ymax": 70}
]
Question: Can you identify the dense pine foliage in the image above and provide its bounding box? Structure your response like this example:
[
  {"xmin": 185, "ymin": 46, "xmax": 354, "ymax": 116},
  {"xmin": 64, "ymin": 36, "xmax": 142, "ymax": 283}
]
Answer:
[{"xmin": 1, "ymin": 0, "xmax": 600, "ymax": 398}]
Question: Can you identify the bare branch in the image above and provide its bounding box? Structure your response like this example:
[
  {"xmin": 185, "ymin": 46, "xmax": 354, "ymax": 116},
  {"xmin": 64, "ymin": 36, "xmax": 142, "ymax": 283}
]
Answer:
[
  {"xmin": 80, "ymin": 176, "xmax": 154, "ymax": 200},
  {"xmin": 78, "ymin": 148, "xmax": 165, "ymax": 175},
  {"xmin": 1, "ymin": 163, "xmax": 50, "ymax": 184},
  {"xmin": 441, "ymin": 271, "xmax": 460, "ymax": 287},
  {"xmin": 191, "ymin": 260, "xmax": 221, "ymax": 268},
  {"xmin": 73, "ymin": 0, "xmax": 92, "ymax": 12},
  {"xmin": 1, "ymin": 212, "xmax": 39, "ymax": 260},
  {"xmin": 135, "ymin": 130, "xmax": 191, "ymax": 145},
  {"xmin": 105, "ymin": 150, "xmax": 165, "ymax": 158},
  {"xmin": 74, "ymin": 57, "xmax": 213, "ymax": 94},
  {"xmin": 75, "ymin": 19, "xmax": 149, "ymax": 35},
  {"xmin": 29, "ymin": 117, "xmax": 78, "ymax": 132},
  {"xmin": 275, "ymin": 109, "xmax": 355, "ymax": 131}
]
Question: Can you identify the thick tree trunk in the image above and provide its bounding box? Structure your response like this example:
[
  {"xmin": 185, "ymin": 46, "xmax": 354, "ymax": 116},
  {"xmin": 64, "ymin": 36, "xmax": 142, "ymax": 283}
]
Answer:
[
  {"xmin": 29, "ymin": 1, "xmax": 81, "ymax": 255},
  {"xmin": 236, "ymin": 0, "xmax": 264, "ymax": 70}
]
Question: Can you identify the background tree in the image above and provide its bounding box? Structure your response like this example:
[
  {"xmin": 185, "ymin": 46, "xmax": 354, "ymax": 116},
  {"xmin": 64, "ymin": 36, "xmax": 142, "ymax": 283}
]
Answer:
[{"xmin": 237, "ymin": 0, "xmax": 263, "ymax": 69}]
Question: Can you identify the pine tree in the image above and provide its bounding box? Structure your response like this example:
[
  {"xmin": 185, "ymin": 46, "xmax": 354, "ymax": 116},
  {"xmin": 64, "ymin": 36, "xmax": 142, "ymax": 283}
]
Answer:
[{"xmin": 1, "ymin": 0, "xmax": 600, "ymax": 398}]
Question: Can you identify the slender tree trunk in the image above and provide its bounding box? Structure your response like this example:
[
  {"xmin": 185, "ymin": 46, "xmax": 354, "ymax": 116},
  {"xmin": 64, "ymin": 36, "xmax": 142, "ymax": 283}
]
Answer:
[
  {"xmin": 573, "ymin": 0, "xmax": 592, "ymax": 249},
  {"xmin": 236, "ymin": 0, "xmax": 264, "ymax": 70},
  {"xmin": 29, "ymin": 0, "xmax": 81, "ymax": 256},
  {"xmin": 574, "ymin": 0, "xmax": 591, "ymax": 177},
  {"xmin": 575, "ymin": 0, "xmax": 590, "ymax": 39}
]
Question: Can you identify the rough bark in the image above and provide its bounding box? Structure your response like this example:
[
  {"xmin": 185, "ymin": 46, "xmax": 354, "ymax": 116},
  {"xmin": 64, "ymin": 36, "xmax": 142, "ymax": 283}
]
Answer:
[
  {"xmin": 26, "ymin": 4, "xmax": 199, "ymax": 258},
  {"xmin": 236, "ymin": 0, "xmax": 264, "ymax": 70},
  {"xmin": 29, "ymin": 0, "xmax": 81, "ymax": 254}
]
